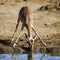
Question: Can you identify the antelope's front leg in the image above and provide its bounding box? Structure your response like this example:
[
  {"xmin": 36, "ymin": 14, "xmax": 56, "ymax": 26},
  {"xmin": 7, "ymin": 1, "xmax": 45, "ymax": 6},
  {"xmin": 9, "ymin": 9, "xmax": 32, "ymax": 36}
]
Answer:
[
  {"xmin": 12, "ymin": 18, "xmax": 20, "ymax": 42},
  {"xmin": 12, "ymin": 30, "xmax": 16, "ymax": 42},
  {"xmin": 13, "ymin": 25, "xmax": 24, "ymax": 47}
]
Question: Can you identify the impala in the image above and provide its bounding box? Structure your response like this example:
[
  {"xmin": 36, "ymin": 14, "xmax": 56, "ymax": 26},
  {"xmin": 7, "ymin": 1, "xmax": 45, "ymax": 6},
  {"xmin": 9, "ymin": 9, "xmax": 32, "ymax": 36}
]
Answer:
[{"xmin": 12, "ymin": 6, "xmax": 47, "ymax": 49}]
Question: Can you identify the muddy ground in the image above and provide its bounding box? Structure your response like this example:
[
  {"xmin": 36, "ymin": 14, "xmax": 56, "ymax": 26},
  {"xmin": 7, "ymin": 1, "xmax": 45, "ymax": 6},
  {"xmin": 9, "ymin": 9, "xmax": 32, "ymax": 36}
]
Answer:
[{"xmin": 0, "ymin": 0, "xmax": 60, "ymax": 53}]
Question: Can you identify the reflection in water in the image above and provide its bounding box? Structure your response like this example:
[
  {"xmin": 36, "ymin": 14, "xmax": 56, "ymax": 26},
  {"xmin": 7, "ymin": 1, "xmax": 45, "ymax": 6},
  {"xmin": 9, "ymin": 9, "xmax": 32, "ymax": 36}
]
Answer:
[
  {"xmin": 28, "ymin": 52, "xmax": 46, "ymax": 60},
  {"xmin": 12, "ymin": 53, "xmax": 46, "ymax": 60},
  {"xmin": 12, "ymin": 54, "xmax": 16, "ymax": 60},
  {"xmin": 0, "ymin": 47, "xmax": 60, "ymax": 60},
  {"xmin": 40, "ymin": 54, "xmax": 48, "ymax": 60},
  {"xmin": 0, "ymin": 53, "xmax": 60, "ymax": 60},
  {"xmin": 12, "ymin": 52, "xmax": 60, "ymax": 60},
  {"xmin": 28, "ymin": 52, "xmax": 33, "ymax": 60},
  {"xmin": 12, "ymin": 52, "xmax": 46, "ymax": 60},
  {"xmin": 28, "ymin": 52, "xmax": 47, "ymax": 60},
  {"xmin": 12, "ymin": 52, "xmax": 34, "ymax": 60}
]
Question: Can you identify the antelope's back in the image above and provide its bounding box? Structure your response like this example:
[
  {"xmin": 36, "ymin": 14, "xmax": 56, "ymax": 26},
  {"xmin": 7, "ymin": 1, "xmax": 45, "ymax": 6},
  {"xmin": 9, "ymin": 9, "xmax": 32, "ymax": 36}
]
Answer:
[{"xmin": 19, "ymin": 6, "xmax": 32, "ymax": 19}]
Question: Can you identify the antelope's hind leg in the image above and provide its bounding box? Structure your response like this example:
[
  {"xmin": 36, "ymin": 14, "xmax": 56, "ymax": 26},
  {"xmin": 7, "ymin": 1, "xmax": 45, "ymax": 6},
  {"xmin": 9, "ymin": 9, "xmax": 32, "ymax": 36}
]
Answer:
[{"xmin": 32, "ymin": 26, "xmax": 47, "ymax": 46}]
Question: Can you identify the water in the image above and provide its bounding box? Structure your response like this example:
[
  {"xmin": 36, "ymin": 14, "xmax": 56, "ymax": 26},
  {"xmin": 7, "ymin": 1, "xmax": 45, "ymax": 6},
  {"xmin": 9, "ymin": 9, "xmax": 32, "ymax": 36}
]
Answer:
[
  {"xmin": 0, "ymin": 47, "xmax": 60, "ymax": 60},
  {"xmin": 0, "ymin": 53, "xmax": 60, "ymax": 60}
]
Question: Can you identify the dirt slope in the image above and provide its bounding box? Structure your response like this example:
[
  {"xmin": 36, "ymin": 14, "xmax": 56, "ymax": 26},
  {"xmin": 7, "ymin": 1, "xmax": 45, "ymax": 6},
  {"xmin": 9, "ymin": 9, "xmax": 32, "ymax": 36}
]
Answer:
[{"xmin": 0, "ymin": 0, "xmax": 60, "ymax": 53}]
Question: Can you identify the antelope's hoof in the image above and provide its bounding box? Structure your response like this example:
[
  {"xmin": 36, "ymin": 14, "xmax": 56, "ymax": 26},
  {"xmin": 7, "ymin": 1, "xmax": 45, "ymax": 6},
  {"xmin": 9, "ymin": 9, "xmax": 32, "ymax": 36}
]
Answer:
[{"xmin": 13, "ymin": 43, "xmax": 16, "ymax": 47}]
